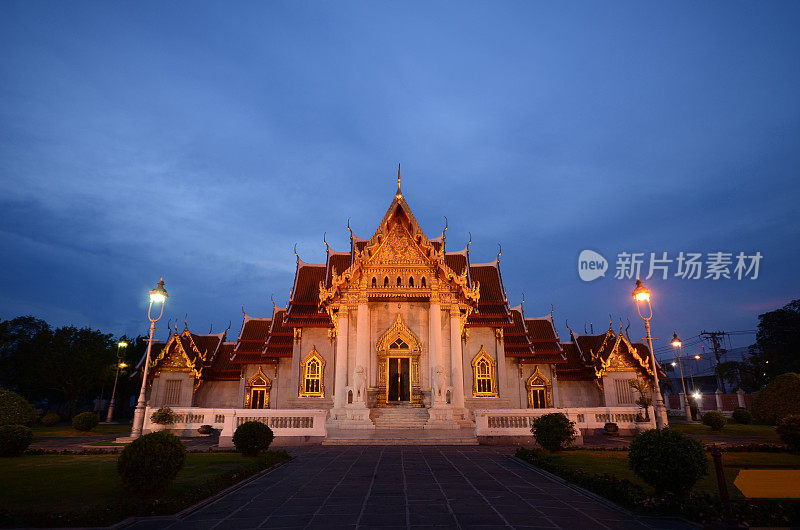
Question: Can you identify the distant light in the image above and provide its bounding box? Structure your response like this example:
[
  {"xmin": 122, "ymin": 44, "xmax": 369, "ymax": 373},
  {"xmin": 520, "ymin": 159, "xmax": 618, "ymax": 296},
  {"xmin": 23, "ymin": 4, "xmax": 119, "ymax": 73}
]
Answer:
[
  {"xmin": 765, "ymin": 360, "xmax": 769, "ymax": 364},
  {"xmin": 671, "ymin": 332, "xmax": 681, "ymax": 348},
  {"xmin": 693, "ymin": 391, "xmax": 701, "ymax": 400},
  {"xmin": 119, "ymin": 362, "xmax": 128, "ymax": 368},
  {"xmin": 118, "ymin": 340, "xmax": 128, "ymax": 348},
  {"xmin": 671, "ymin": 362, "xmax": 677, "ymax": 367},
  {"xmin": 694, "ymin": 354, "xmax": 701, "ymax": 360}
]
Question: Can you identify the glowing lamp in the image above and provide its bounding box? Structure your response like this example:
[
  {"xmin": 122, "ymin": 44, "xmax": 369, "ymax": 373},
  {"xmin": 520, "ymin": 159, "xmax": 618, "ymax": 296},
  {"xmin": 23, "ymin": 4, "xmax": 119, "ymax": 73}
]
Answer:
[
  {"xmin": 118, "ymin": 340, "xmax": 128, "ymax": 348},
  {"xmin": 671, "ymin": 362, "xmax": 677, "ymax": 367},
  {"xmin": 671, "ymin": 333, "xmax": 681, "ymax": 348},
  {"xmin": 632, "ymin": 279, "xmax": 650, "ymax": 302},
  {"xmin": 694, "ymin": 354, "xmax": 701, "ymax": 360},
  {"xmin": 119, "ymin": 362, "xmax": 128, "ymax": 368},
  {"xmin": 149, "ymin": 278, "xmax": 168, "ymax": 304},
  {"xmin": 693, "ymin": 391, "xmax": 701, "ymax": 400}
]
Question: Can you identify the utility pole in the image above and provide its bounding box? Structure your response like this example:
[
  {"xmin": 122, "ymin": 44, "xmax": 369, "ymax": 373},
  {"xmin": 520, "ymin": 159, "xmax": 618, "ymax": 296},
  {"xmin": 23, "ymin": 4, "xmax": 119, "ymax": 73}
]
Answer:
[{"xmin": 700, "ymin": 330, "xmax": 729, "ymax": 393}]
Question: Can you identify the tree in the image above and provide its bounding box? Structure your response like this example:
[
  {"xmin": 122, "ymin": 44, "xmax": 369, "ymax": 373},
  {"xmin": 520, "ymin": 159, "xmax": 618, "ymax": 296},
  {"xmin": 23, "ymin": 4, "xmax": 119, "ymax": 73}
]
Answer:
[
  {"xmin": 755, "ymin": 299, "xmax": 800, "ymax": 380},
  {"xmin": 0, "ymin": 316, "xmax": 52, "ymax": 396},
  {"xmin": 35, "ymin": 326, "xmax": 116, "ymax": 417}
]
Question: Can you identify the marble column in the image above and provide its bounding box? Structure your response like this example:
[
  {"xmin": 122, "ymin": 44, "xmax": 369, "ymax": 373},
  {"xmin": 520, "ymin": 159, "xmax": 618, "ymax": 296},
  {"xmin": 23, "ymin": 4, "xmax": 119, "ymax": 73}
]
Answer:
[
  {"xmin": 449, "ymin": 310, "xmax": 466, "ymax": 408},
  {"xmin": 355, "ymin": 301, "xmax": 369, "ymax": 406},
  {"xmin": 333, "ymin": 309, "xmax": 349, "ymax": 409},
  {"xmin": 429, "ymin": 299, "xmax": 442, "ymax": 404}
]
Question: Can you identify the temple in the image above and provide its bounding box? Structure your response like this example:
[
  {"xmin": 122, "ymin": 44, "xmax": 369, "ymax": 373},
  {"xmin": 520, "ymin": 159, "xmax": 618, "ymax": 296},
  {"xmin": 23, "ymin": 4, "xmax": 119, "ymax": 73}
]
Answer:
[{"xmin": 145, "ymin": 171, "xmax": 666, "ymax": 442}]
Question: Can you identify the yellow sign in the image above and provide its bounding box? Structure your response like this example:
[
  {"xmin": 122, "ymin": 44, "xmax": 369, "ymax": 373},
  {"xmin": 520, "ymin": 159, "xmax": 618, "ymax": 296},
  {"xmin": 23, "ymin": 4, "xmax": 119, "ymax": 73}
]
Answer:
[{"xmin": 734, "ymin": 470, "xmax": 800, "ymax": 498}]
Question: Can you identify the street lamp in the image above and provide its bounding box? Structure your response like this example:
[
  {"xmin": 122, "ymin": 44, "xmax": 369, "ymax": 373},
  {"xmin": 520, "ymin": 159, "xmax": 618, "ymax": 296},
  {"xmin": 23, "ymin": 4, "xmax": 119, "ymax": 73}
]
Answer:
[
  {"xmin": 105, "ymin": 340, "xmax": 128, "ymax": 422},
  {"xmin": 671, "ymin": 332, "xmax": 692, "ymax": 422},
  {"xmin": 130, "ymin": 278, "xmax": 168, "ymax": 438},
  {"xmin": 632, "ymin": 279, "xmax": 666, "ymax": 429}
]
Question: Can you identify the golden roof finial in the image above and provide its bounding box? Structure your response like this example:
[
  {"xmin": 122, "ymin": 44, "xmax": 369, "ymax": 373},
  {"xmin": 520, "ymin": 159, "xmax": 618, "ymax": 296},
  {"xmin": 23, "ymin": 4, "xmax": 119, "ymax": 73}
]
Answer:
[{"xmin": 396, "ymin": 163, "xmax": 402, "ymax": 199}]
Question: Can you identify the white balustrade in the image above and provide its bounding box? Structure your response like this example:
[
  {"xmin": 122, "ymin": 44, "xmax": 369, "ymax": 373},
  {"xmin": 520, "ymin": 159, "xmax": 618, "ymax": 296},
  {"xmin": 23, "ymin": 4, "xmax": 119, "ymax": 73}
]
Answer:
[
  {"xmin": 474, "ymin": 407, "xmax": 656, "ymax": 437},
  {"xmin": 142, "ymin": 407, "xmax": 328, "ymax": 446}
]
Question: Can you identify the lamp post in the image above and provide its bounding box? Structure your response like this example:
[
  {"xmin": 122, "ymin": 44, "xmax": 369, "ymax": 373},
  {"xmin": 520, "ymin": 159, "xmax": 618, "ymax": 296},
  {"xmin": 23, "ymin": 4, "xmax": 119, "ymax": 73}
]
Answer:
[
  {"xmin": 105, "ymin": 340, "xmax": 128, "ymax": 422},
  {"xmin": 130, "ymin": 278, "xmax": 168, "ymax": 439},
  {"xmin": 671, "ymin": 332, "xmax": 692, "ymax": 422},
  {"xmin": 632, "ymin": 279, "xmax": 666, "ymax": 429}
]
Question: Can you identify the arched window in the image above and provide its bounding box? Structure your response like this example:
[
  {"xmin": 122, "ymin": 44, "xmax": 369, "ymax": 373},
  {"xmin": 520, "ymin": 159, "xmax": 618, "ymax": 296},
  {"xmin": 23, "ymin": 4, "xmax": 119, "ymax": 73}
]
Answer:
[
  {"xmin": 299, "ymin": 347, "xmax": 325, "ymax": 398},
  {"xmin": 245, "ymin": 368, "xmax": 272, "ymax": 409},
  {"xmin": 396, "ymin": 276, "xmax": 402, "ymax": 287},
  {"xmin": 372, "ymin": 277, "xmax": 377, "ymax": 288},
  {"xmin": 384, "ymin": 276, "xmax": 389, "ymax": 288},
  {"xmin": 409, "ymin": 277, "xmax": 414, "ymax": 287},
  {"xmin": 526, "ymin": 367, "xmax": 552, "ymax": 408},
  {"xmin": 421, "ymin": 277, "xmax": 426, "ymax": 288},
  {"xmin": 471, "ymin": 347, "xmax": 498, "ymax": 397}
]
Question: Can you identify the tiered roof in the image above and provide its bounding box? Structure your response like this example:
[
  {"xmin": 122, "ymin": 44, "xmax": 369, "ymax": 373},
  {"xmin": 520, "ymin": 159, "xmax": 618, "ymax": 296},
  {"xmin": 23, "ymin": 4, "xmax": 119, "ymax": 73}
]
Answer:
[
  {"xmin": 231, "ymin": 305, "xmax": 294, "ymax": 364},
  {"xmin": 502, "ymin": 305, "xmax": 566, "ymax": 363},
  {"xmin": 149, "ymin": 326, "xmax": 232, "ymax": 382},
  {"xmin": 555, "ymin": 324, "xmax": 667, "ymax": 382}
]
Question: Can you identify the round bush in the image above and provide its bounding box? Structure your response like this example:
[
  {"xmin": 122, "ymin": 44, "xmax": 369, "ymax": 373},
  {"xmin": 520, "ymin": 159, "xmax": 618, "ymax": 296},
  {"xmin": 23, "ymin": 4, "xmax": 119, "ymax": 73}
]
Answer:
[
  {"xmin": 732, "ymin": 407, "xmax": 752, "ymax": 425},
  {"xmin": 117, "ymin": 431, "xmax": 186, "ymax": 496},
  {"xmin": 40, "ymin": 412, "xmax": 60, "ymax": 427},
  {"xmin": 150, "ymin": 406, "xmax": 175, "ymax": 425},
  {"xmin": 702, "ymin": 411, "xmax": 726, "ymax": 431},
  {"xmin": 628, "ymin": 428, "xmax": 708, "ymax": 494},
  {"xmin": 0, "ymin": 388, "xmax": 37, "ymax": 427},
  {"xmin": 777, "ymin": 414, "xmax": 800, "ymax": 452},
  {"xmin": 72, "ymin": 411, "xmax": 99, "ymax": 432},
  {"xmin": 197, "ymin": 424, "xmax": 214, "ymax": 435},
  {"xmin": 752, "ymin": 373, "xmax": 800, "ymax": 425},
  {"xmin": 530, "ymin": 413, "xmax": 576, "ymax": 452},
  {"xmin": 232, "ymin": 421, "xmax": 274, "ymax": 456},
  {"xmin": 0, "ymin": 425, "xmax": 34, "ymax": 456}
]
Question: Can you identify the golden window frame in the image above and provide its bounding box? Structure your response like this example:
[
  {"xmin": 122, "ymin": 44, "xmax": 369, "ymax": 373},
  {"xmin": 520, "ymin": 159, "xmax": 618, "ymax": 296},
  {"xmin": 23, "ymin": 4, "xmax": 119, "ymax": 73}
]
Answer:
[
  {"xmin": 244, "ymin": 367, "xmax": 272, "ymax": 408},
  {"xmin": 299, "ymin": 346, "xmax": 325, "ymax": 398},
  {"xmin": 471, "ymin": 346, "xmax": 498, "ymax": 398},
  {"xmin": 526, "ymin": 366, "xmax": 553, "ymax": 408}
]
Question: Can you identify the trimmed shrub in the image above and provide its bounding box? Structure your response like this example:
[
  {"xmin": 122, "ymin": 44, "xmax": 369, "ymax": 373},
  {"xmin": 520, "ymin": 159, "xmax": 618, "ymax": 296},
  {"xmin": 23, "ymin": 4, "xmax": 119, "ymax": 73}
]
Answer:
[
  {"xmin": 150, "ymin": 406, "xmax": 176, "ymax": 425},
  {"xmin": 197, "ymin": 424, "xmax": 214, "ymax": 435},
  {"xmin": 232, "ymin": 421, "xmax": 274, "ymax": 456},
  {"xmin": 777, "ymin": 414, "xmax": 800, "ymax": 452},
  {"xmin": 0, "ymin": 388, "xmax": 37, "ymax": 427},
  {"xmin": 628, "ymin": 428, "xmax": 708, "ymax": 494},
  {"xmin": 530, "ymin": 412, "xmax": 576, "ymax": 452},
  {"xmin": 702, "ymin": 411, "xmax": 726, "ymax": 431},
  {"xmin": 752, "ymin": 373, "xmax": 800, "ymax": 425},
  {"xmin": 0, "ymin": 425, "xmax": 34, "ymax": 456},
  {"xmin": 732, "ymin": 407, "xmax": 752, "ymax": 425},
  {"xmin": 72, "ymin": 412, "xmax": 99, "ymax": 432},
  {"xmin": 117, "ymin": 431, "xmax": 186, "ymax": 496},
  {"xmin": 40, "ymin": 412, "xmax": 60, "ymax": 427}
]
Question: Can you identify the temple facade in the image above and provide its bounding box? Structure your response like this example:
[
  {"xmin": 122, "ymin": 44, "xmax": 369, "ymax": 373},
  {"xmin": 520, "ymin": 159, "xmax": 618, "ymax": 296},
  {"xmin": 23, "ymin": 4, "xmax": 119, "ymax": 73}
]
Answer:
[{"xmin": 146, "ymin": 176, "xmax": 664, "ymax": 434}]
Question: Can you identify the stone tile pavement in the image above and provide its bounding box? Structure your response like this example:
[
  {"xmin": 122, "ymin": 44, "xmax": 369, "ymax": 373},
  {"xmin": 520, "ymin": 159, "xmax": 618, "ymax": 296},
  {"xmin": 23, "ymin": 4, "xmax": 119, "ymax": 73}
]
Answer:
[{"xmin": 123, "ymin": 446, "xmax": 694, "ymax": 529}]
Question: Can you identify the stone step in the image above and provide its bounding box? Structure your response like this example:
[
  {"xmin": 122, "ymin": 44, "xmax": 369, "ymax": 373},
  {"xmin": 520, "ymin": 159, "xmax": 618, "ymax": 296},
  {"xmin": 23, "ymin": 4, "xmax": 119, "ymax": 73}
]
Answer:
[{"xmin": 322, "ymin": 437, "xmax": 479, "ymax": 445}]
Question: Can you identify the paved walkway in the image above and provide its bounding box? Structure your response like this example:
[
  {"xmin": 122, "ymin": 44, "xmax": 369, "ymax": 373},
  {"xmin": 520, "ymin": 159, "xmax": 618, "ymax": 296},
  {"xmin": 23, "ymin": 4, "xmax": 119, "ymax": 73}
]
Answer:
[{"xmin": 124, "ymin": 446, "xmax": 692, "ymax": 529}]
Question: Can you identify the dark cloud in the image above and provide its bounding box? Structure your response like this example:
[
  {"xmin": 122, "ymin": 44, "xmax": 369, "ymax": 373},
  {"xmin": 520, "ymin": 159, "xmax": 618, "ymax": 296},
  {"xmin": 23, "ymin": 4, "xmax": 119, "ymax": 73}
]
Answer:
[{"xmin": 1, "ymin": 2, "xmax": 798, "ymax": 360}]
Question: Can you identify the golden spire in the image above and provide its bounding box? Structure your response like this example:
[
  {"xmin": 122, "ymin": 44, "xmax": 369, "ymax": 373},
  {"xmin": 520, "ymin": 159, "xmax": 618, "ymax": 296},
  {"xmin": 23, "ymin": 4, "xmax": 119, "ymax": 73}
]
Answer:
[{"xmin": 396, "ymin": 163, "xmax": 402, "ymax": 199}]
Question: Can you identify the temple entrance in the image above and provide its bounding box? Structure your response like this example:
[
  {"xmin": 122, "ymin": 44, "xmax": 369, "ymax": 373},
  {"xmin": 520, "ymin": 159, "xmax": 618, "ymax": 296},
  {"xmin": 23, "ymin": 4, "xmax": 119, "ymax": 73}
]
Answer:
[
  {"xmin": 387, "ymin": 357, "xmax": 411, "ymax": 402},
  {"xmin": 375, "ymin": 316, "xmax": 424, "ymax": 407}
]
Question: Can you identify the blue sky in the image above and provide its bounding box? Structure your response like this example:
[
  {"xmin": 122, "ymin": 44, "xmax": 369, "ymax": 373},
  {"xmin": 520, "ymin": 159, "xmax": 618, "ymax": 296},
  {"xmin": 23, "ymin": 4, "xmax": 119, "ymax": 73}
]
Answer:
[{"xmin": 1, "ymin": 2, "xmax": 798, "ymax": 363}]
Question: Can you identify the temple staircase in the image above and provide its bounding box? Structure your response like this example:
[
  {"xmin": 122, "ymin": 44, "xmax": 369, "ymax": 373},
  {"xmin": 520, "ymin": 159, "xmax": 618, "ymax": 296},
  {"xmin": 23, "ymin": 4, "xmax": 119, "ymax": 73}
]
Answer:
[{"xmin": 369, "ymin": 405, "xmax": 429, "ymax": 429}]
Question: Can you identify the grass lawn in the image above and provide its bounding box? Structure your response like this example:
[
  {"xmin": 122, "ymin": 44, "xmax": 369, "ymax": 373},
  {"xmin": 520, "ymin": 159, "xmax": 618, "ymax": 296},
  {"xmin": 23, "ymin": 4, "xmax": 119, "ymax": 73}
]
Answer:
[
  {"xmin": 0, "ymin": 451, "xmax": 290, "ymax": 526},
  {"xmin": 31, "ymin": 423, "xmax": 133, "ymax": 438},
  {"xmin": 669, "ymin": 422, "xmax": 780, "ymax": 441},
  {"xmin": 543, "ymin": 450, "xmax": 800, "ymax": 498}
]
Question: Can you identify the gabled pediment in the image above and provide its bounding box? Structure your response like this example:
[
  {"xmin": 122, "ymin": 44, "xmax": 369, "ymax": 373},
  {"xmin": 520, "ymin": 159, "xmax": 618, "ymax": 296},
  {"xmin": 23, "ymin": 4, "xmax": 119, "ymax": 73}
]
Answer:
[{"xmin": 318, "ymin": 179, "xmax": 479, "ymax": 310}]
